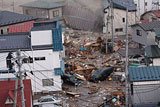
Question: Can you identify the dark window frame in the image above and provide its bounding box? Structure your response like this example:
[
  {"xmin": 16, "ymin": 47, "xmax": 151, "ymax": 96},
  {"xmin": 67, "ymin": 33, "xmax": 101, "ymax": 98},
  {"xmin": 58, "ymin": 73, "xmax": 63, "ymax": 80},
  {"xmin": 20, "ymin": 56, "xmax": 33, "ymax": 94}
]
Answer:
[
  {"xmin": 34, "ymin": 57, "xmax": 45, "ymax": 61},
  {"xmin": 122, "ymin": 17, "xmax": 125, "ymax": 23},
  {"xmin": 42, "ymin": 78, "xmax": 54, "ymax": 86},
  {"xmin": 136, "ymin": 29, "xmax": 142, "ymax": 36},
  {"xmin": 53, "ymin": 10, "xmax": 59, "ymax": 17}
]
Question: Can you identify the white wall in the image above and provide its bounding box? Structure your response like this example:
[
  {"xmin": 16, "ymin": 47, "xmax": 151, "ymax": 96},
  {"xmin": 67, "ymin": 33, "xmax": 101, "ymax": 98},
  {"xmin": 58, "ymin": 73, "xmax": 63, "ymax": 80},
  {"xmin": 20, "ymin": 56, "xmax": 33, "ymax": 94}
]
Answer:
[
  {"xmin": 31, "ymin": 30, "xmax": 53, "ymax": 46},
  {"xmin": 104, "ymin": 8, "xmax": 136, "ymax": 36},
  {"xmin": 153, "ymin": 58, "xmax": 160, "ymax": 66},
  {"xmin": 0, "ymin": 49, "xmax": 62, "ymax": 93},
  {"xmin": 132, "ymin": 81, "xmax": 160, "ymax": 105},
  {"xmin": 134, "ymin": 0, "xmax": 154, "ymax": 16}
]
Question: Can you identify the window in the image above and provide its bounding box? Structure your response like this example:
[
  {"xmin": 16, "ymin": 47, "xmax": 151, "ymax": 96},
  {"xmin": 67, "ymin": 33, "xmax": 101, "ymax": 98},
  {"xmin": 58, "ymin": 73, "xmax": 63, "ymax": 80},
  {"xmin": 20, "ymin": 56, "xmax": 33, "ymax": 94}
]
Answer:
[
  {"xmin": 145, "ymin": 2, "xmax": 147, "ymax": 6},
  {"xmin": 34, "ymin": 57, "xmax": 45, "ymax": 61},
  {"xmin": 25, "ymin": 9, "xmax": 29, "ymax": 15},
  {"xmin": 115, "ymin": 28, "xmax": 123, "ymax": 32},
  {"xmin": 22, "ymin": 57, "xmax": 33, "ymax": 63},
  {"xmin": 136, "ymin": 29, "xmax": 142, "ymax": 36},
  {"xmin": 1, "ymin": 29, "xmax": 3, "ymax": 34},
  {"xmin": 122, "ymin": 18, "xmax": 125, "ymax": 23},
  {"xmin": 53, "ymin": 10, "xmax": 59, "ymax": 17},
  {"xmin": 42, "ymin": 79, "xmax": 54, "ymax": 86}
]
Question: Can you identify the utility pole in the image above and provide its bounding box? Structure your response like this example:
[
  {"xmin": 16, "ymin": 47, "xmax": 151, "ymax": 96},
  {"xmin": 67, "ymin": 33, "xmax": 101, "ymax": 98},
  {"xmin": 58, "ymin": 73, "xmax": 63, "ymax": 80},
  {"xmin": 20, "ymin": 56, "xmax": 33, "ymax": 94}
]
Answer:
[
  {"xmin": 16, "ymin": 50, "xmax": 25, "ymax": 107},
  {"xmin": 106, "ymin": 0, "xmax": 111, "ymax": 54},
  {"xmin": 14, "ymin": 77, "xmax": 18, "ymax": 107},
  {"xmin": 111, "ymin": 0, "xmax": 114, "ymax": 51},
  {"xmin": 125, "ymin": 1, "xmax": 129, "ymax": 107}
]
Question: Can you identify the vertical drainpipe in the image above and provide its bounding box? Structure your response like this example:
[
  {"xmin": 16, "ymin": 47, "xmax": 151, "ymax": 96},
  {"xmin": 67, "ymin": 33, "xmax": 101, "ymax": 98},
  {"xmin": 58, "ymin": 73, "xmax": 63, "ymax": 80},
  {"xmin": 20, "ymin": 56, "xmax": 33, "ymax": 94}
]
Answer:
[{"xmin": 48, "ymin": 9, "xmax": 50, "ymax": 19}]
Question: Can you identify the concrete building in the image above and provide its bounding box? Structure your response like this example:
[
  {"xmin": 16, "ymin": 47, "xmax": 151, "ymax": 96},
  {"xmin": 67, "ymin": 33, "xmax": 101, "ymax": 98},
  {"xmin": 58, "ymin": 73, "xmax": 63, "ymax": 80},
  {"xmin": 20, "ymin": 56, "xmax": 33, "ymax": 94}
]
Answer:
[
  {"xmin": 21, "ymin": 0, "xmax": 64, "ymax": 20},
  {"xmin": 103, "ymin": 0, "xmax": 136, "ymax": 36},
  {"xmin": 129, "ymin": 66, "xmax": 160, "ymax": 107},
  {"xmin": 0, "ymin": 11, "xmax": 37, "ymax": 35},
  {"xmin": 131, "ymin": 21, "xmax": 160, "ymax": 47},
  {"xmin": 0, "ymin": 21, "xmax": 64, "ymax": 93}
]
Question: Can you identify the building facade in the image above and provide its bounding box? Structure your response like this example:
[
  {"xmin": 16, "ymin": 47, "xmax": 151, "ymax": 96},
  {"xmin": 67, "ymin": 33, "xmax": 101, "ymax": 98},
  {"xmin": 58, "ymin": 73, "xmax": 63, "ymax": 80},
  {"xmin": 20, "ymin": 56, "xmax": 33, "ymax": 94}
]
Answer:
[
  {"xmin": 129, "ymin": 66, "xmax": 160, "ymax": 107},
  {"xmin": 103, "ymin": 0, "xmax": 136, "ymax": 36},
  {"xmin": 21, "ymin": 0, "xmax": 64, "ymax": 20},
  {"xmin": 0, "ymin": 11, "xmax": 37, "ymax": 35},
  {"xmin": 0, "ymin": 21, "xmax": 64, "ymax": 93}
]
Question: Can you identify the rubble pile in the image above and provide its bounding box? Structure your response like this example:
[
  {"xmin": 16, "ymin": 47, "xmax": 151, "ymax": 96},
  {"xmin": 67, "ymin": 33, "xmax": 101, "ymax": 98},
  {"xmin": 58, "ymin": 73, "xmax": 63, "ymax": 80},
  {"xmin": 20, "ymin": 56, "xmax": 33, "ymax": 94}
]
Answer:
[{"xmin": 64, "ymin": 30, "xmax": 127, "ymax": 78}]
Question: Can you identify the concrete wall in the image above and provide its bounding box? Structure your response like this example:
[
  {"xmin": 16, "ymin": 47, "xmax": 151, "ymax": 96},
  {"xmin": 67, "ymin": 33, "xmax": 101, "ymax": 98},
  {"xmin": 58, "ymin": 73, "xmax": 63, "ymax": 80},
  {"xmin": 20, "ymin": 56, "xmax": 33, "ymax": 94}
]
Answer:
[
  {"xmin": 31, "ymin": 30, "xmax": 53, "ymax": 46},
  {"xmin": 153, "ymin": 58, "xmax": 160, "ymax": 66},
  {"xmin": 147, "ymin": 31, "xmax": 156, "ymax": 45},
  {"xmin": 23, "ymin": 7, "xmax": 49, "ymax": 19},
  {"xmin": 0, "ymin": 49, "xmax": 62, "ymax": 93},
  {"xmin": 104, "ymin": 8, "xmax": 136, "ymax": 36},
  {"xmin": 131, "ymin": 81, "xmax": 160, "ymax": 105},
  {"xmin": 134, "ymin": 0, "xmax": 153, "ymax": 16},
  {"xmin": 23, "ymin": 7, "xmax": 62, "ymax": 19}
]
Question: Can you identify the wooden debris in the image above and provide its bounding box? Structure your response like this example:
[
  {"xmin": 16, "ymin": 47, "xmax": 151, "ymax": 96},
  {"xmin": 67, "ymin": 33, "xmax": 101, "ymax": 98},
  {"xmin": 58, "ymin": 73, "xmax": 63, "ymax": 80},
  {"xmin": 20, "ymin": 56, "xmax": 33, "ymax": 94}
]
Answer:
[{"xmin": 66, "ymin": 91, "xmax": 80, "ymax": 97}]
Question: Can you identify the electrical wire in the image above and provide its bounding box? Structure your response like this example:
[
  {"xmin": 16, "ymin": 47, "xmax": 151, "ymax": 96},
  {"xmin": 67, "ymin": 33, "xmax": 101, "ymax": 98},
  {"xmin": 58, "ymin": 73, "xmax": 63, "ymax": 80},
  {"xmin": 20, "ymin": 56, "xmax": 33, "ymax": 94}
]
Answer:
[
  {"xmin": 22, "ymin": 66, "xmax": 61, "ymax": 91},
  {"xmin": 22, "ymin": 52, "xmax": 63, "ymax": 84}
]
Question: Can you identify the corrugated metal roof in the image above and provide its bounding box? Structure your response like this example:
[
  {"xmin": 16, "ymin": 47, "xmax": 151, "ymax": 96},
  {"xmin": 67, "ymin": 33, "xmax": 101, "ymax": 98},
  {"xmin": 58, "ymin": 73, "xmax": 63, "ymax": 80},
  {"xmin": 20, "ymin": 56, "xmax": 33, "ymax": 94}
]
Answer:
[
  {"xmin": 118, "ymin": 48, "xmax": 144, "ymax": 57},
  {"xmin": 0, "ymin": 11, "xmax": 36, "ymax": 27},
  {"xmin": 0, "ymin": 33, "xmax": 31, "ymax": 51},
  {"xmin": 52, "ymin": 25, "xmax": 63, "ymax": 51},
  {"xmin": 129, "ymin": 66, "xmax": 160, "ymax": 82},
  {"xmin": 133, "ymin": 21, "xmax": 160, "ymax": 31},
  {"xmin": 145, "ymin": 45, "xmax": 160, "ymax": 58},
  {"xmin": 8, "ymin": 21, "xmax": 34, "ymax": 33},
  {"xmin": 140, "ymin": 19, "xmax": 149, "ymax": 23},
  {"xmin": 152, "ymin": 10, "xmax": 160, "ymax": 18},
  {"xmin": 103, "ymin": 0, "xmax": 136, "ymax": 11},
  {"xmin": 21, "ymin": 0, "xmax": 64, "ymax": 9}
]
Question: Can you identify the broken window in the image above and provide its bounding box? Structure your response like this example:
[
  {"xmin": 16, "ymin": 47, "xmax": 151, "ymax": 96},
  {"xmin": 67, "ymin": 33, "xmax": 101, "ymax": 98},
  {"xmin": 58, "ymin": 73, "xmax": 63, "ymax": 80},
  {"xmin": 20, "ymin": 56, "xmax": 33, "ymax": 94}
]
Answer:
[
  {"xmin": 22, "ymin": 57, "xmax": 33, "ymax": 63},
  {"xmin": 34, "ymin": 57, "xmax": 45, "ymax": 61},
  {"xmin": 53, "ymin": 10, "xmax": 59, "ymax": 17},
  {"xmin": 42, "ymin": 79, "xmax": 54, "ymax": 86},
  {"xmin": 136, "ymin": 29, "xmax": 142, "ymax": 36}
]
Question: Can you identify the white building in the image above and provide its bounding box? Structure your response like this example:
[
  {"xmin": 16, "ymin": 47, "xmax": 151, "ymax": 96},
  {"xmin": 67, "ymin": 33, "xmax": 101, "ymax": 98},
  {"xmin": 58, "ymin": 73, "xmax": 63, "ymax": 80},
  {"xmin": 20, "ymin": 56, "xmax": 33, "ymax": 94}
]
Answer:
[
  {"xmin": 134, "ymin": 0, "xmax": 160, "ymax": 20},
  {"xmin": 128, "ymin": 66, "xmax": 160, "ymax": 107},
  {"xmin": 103, "ymin": 0, "xmax": 137, "ymax": 36},
  {"xmin": 0, "ymin": 21, "xmax": 64, "ymax": 93}
]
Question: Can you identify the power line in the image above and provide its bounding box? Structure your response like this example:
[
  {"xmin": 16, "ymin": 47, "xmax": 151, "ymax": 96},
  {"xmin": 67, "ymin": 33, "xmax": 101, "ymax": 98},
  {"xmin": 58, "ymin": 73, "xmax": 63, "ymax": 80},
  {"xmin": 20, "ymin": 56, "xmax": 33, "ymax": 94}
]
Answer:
[
  {"xmin": 25, "ymin": 64, "xmax": 62, "ymax": 90},
  {"xmin": 22, "ymin": 66, "xmax": 61, "ymax": 91}
]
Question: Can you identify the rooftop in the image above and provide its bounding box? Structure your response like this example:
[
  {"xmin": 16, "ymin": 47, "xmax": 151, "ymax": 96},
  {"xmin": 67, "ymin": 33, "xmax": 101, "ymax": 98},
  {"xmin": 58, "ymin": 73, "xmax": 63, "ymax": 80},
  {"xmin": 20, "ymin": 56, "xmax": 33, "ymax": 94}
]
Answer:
[
  {"xmin": 21, "ymin": 0, "xmax": 64, "ymax": 9},
  {"xmin": 103, "ymin": 0, "xmax": 136, "ymax": 11},
  {"xmin": 0, "ymin": 33, "xmax": 31, "ymax": 52},
  {"xmin": 145, "ymin": 45, "xmax": 160, "ymax": 58},
  {"xmin": 129, "ymin": 66, "xmax": 160, "ymax": 82},
  {"xmin": 132, "ymin": 21, "xmax": 160, "ymax": 31},
  {"xmin": 0, "ymin": 79, "xmax": 32, "ymax": 107},
  {"xmin": 0, "ymin": 11, "xmax": 36, "ymax": 27}
]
